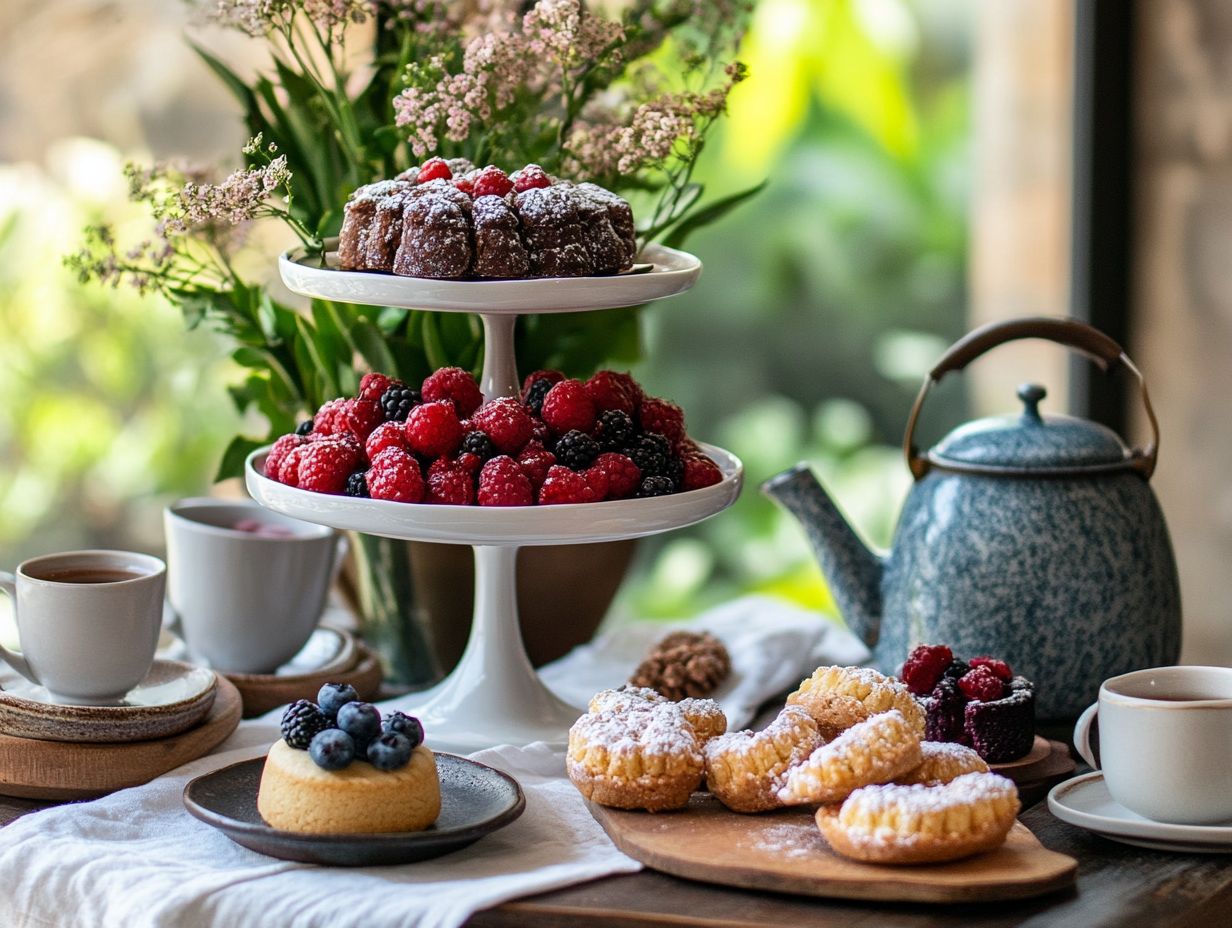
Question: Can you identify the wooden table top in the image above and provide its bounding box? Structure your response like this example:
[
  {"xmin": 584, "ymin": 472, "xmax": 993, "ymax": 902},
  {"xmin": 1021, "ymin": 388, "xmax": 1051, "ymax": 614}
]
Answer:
[{"xmin": 1, "ymin": 724, "xmax": 1228, "ymax": 926}]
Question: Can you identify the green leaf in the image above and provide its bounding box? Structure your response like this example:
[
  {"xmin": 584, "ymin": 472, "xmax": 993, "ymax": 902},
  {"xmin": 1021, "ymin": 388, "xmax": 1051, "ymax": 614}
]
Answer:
[
  {"xmin": 214, "ymin": 435, "xmax": 263, "ymax": 483},
  {"xmin": 662, "ymin": 180, "xmax": 768, "ymax": 250},
  {"xmin": 190, "ymin": 43, "xmax": 257, "ymax": 111},
  {"xmin": 351, "ymin": 318, "xmax": 398, "ymax": 378},
  {"xmin": 231, "ymin": 347, "xmax": 268, "ymax": 370}
]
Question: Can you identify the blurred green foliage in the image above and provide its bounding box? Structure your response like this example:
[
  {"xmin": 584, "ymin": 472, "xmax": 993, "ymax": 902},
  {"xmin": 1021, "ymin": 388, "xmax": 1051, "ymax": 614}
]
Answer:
[{"xmin": 1, "ymin": 0, "xmax": 972, "ymax": 622}]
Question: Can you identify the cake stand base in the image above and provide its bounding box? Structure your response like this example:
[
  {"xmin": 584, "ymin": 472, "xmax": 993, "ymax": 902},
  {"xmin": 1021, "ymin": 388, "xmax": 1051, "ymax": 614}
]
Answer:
[{"xmin": 401, "ymin": 545, "xmax": 582, "ymax": 754}]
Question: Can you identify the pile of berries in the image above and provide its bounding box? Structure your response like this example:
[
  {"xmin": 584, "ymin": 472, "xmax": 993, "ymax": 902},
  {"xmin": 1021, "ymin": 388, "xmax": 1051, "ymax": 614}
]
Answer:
[
  {"xmin": 263, "ymin": 367, "xmax": 725, "ymax": 506},
  {"xmin": 281, "ymin": 683, "xmax": 424, "ymax": 772},
  {"xmin": 900, "ymin": 644, "xmax": 1036, "ymax": 763}
]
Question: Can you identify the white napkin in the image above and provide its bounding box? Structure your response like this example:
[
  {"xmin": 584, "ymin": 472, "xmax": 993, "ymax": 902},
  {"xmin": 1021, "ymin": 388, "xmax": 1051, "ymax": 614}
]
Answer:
[
  {"xmin": 542, "ymin": 594, "xmax": 870, "ymax": 729},
  {"xmin": 0, "ymin": 595, "xmax": 866, "ymax": 928}
]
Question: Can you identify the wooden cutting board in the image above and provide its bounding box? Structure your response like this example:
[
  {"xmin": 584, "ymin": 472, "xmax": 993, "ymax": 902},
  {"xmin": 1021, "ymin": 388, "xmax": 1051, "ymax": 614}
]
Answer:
[
  {"xmin": 0, "ymin": 675, "xmax": 243, "ymax": 801},
  {"xmin": 589, "ymin": 793, "xmax": 1077, "ymax": 903}
]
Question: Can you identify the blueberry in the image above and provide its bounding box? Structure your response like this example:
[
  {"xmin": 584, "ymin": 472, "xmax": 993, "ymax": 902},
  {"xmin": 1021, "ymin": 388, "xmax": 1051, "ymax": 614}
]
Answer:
[
  {"xmin": 367, "ymin": 732, "xmax": 413, "ymax": 771},
  {"xmin": 336, "ymin": 701, "xmax": 381, "ymax": 752},
  {"xmin": 382, "ymin": 711, "xmax": 424, "ymax": 749},
  {"xmin": 317, "ymin": 683, "xmax": 358, "ymax": 721},
  {"xmin": 308, "ymin": 729, "xmax": 355, "ymax": 770}
]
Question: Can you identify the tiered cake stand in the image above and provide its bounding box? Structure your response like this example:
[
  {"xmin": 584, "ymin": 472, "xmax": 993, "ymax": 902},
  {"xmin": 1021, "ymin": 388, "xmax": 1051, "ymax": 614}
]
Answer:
[{"xmin": 246, "ymin": 244, "xmax": 743, "ymax": 753}]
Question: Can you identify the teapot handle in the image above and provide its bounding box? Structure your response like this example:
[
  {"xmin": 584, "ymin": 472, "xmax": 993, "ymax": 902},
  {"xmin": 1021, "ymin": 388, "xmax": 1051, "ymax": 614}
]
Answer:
[{"xmin": 903, "ymin": 316, "xmax": 1160, "ymax": 480}]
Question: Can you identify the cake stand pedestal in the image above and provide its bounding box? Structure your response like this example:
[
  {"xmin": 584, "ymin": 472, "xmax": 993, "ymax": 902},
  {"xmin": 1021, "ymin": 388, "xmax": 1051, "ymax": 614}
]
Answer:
[{"xmin": 248, "ymin": 244, "xmax": 741, "ymax": 753}]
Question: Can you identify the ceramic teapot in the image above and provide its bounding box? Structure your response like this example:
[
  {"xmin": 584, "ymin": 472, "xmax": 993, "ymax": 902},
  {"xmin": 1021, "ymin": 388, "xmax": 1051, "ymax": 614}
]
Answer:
[{"xmin": 763, "ymin": 317, "xmax": 1181, "ymax": 719}]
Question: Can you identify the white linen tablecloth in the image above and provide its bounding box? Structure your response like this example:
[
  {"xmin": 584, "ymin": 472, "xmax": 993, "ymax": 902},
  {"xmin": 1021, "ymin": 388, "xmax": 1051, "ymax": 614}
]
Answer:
[{"xmin": 0, "ymin": 596, "xmax": 867, "ymax": 928}]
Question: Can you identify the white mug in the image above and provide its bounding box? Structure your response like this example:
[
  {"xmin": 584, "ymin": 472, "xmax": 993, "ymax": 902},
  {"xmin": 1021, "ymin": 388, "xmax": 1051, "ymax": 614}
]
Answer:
[
  {"xmin": 0, "ymin": 550, "xmax": 166, "ymax": 704},
  {"xmin": 164, "ymin": 498, "xmax": 337, "ymax": 674},
  {"xmin": 1074, "ymin": 665, "xmax": 1232, "ymax": 825}
]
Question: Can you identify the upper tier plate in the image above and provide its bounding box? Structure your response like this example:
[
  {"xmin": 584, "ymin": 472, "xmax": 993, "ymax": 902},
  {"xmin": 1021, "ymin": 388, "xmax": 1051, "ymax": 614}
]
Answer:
[
  {"xmin": 278, "ymin": 242, "xmax": 701, "ymax": 313},
  {"xmin": 245, "ymin": 443, "xmax": 742, "ymax": 546}
]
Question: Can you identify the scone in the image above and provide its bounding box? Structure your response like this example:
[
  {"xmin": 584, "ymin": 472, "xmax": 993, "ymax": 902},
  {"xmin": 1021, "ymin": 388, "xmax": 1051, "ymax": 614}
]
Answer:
[
  {"xmin": 257, "ymin": 738, "xmax": 441, "ymax": 834},
  {"xmin": 704, "ymin": 706, "xmax": 823, "ymax": 813},
  {"xmin": 787, "ymin": 666, "xmax": 926, "ymax": 741},
  {"xmin": 567, "ymin": 701, "xmax": 704, "ymax": 811},
  {"xmin": 815, "ymin": 771, "xmax": 1020, "ymax": 864}
]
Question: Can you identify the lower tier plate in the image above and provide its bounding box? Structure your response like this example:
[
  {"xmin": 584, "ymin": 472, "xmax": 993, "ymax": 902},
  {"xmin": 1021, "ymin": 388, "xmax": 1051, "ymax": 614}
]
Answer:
[{"xmin": 245, "ymin": 442, "xmax": 742, "ymax": 546}]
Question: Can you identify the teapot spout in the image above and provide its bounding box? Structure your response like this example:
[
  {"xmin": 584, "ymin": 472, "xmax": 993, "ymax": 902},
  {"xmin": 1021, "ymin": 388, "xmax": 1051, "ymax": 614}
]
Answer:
[{"xmin": 762, "ymin": 464, "xmax": 884, "ymax": 648}]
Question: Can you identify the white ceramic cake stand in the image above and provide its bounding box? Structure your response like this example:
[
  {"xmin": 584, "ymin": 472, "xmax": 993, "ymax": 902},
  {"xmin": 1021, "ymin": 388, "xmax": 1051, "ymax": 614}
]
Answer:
[{"xmin": 252, "ymin": 243, "xmax": 739, "ymax": 753}]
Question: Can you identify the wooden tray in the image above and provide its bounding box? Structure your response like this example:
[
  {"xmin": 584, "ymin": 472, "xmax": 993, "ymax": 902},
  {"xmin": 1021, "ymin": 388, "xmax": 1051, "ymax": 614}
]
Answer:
[
  {"xmin": 0, "ymin": 675, "xmax": 242, "ymax": 801},
  {"xmin": 589, "ymin": 794, "xmax": 1077, "ymax": 903},
  {"xmin": 227, "ymin": 644, "xmax": 383, "ymax": 718}
]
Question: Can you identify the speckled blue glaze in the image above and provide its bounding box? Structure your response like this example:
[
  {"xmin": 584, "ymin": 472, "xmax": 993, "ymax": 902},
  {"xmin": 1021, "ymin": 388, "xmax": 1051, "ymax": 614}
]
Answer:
[{"xmin": 763, "ymin": 388, "xmax": 1182, "ymax": 721}]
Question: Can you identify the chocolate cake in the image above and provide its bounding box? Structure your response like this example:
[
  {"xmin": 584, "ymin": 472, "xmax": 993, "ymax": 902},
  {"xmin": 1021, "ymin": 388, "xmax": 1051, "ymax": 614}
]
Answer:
[{"xmin": 337, "ymin": 161, "xmax": 637, "ymax": 280}]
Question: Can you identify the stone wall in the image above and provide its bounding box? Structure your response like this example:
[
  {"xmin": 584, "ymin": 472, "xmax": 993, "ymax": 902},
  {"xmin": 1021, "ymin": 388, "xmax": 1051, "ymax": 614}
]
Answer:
[{"xmin": 1134, "ymin": 0, "xmax": 1232, "ymax": 664}]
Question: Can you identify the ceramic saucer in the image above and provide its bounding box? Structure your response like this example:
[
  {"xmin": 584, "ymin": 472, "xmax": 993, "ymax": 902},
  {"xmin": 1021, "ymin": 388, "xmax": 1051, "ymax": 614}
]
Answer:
[
  {"xmin": 1048, "ymin": 772, "xmax": 1232, "ymax": 853},
  {"xmin": 0, "ymin": 660, "xmax": 217, "ymax": 743},
  {"xmin": 183, "ymin": 753, "xmax": 525, "ymax": 866}
]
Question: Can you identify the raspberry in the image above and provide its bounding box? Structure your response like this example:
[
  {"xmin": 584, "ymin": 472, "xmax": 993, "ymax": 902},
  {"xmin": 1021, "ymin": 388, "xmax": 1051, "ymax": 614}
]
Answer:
[
  {"xmin": 595, "ymin": 409, "xmax": 636, "ymax": 451},
  {"xmin": 542, "ymin": 379, "xmax": 596, "ymax": 434},
  {"xmin": 589, "ymin": 452, "xmax": 641, "ymax": 499},
  {"xmin": 264, "ymin": 434, "xmax": 304, "ymax": 480},
  {"xmin": 530, "ymin": 418, "xmax": 551, "ymax": 443},
  {"xmin": 900, "ymin": 644, "xmax": 954, "ymax": 696},
  {"xmin": 297, "ymin": 440, "xmax": 361, "ymax": 494},
  {"xmin": 342, "ymin": 397, "xmax": 384, "ymax": 441},
  {"xmin": 311, "ymin": 397, "xmax": 347, "ymax": 435},
  {"xmin": 455, "ymin": 452, "xmax": 484, "ymax": 473},
  {"xmin": 421, "ymin": 366, "xmax": 482, "ymax": 417},
  {"xmin": 517, "ymin": 445, "xmax": 556, "ymax": 489},
  {"xmin": 477, "ymin": 455, "xmax": 533, "ymax": 506},
  {"xmin": 344, "ymin": 471, "xmax": 369, "ymax": 498},
  {"xmin": 380, "ymin": 383, "xmax": 420, "ymax": 422},
  {"xmin": 367, "ymin": 448, "xmax": 425, "ymax": 503},
  {"xmin": 277, "ymin": 444, "xmax": 309, "ymax": 486},
  {"xmin": 585, "ymin": 371, "xmax": 639, "ymax": 416},
  {"xmin": 521, "ymin": 369, "xmax": 564, "ymax": 400},
  {"xmin": 426, "ymin": 458, "xmax": 475, "ymax": 505},
  {"xmin": 416, "ymin": 157, "xmax": 452, "ymax": 183},
  {"xmin": 638, "ymin": 397, "xmax": 686, "ymax": 444},
  {"xmin": 969, "ymin": 656, "xmax": 1013, "ymax": 681},
  {"xmin": 358, "ymin": 372, "xmax": 394, "ymax": 402},
  {"xmin": 470, "ymin": 397, "xmax": 533, "ymax": 453},
  {"xmin": 958, "ymin": 666, "xmax": 1007, "ymax": 702},
  {"xmin": 472, "ymin": 165, "xmax": 513, "ymax": 199},
  {"xmin": 538, "ymin": 465, "xmax": 596, "ymax": 505},
  {"xmin": 512, "ymin": 164, "xmax": 551, "ymax": 192},
  {"xmin": 454, "ymin": 176, "xmax": 474, "ymax": 196},
  {"xmin": 681, "ymin": 453, "xmax": 723, "ymax": 491},
  {"xmin": 636, "ymin": 475, "xmax": 675, "ymax": 497},
  {"xmin": 365, "ymin": 421, "xmax": 408, "ymax": 461},
  {"xmin": 554, "ymin": 430, "xmax": 599, "ymax": 470},
  {"xmin": 405, "ymin": 400, "xmax": 464, "ymax": 457}
]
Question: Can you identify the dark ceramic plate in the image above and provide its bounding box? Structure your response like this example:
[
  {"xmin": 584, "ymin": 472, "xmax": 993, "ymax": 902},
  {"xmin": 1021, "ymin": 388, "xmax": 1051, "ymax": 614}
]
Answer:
[{"xmin": 183, "ymin": 753, "xmax": 524, "ymax": 866}]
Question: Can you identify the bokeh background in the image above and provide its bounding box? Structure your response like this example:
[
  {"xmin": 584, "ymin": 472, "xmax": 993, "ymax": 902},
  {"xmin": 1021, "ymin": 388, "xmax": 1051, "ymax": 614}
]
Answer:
[{"xmin": 22, "ymin": 0, "xmax": 1228, "ymax": 668}]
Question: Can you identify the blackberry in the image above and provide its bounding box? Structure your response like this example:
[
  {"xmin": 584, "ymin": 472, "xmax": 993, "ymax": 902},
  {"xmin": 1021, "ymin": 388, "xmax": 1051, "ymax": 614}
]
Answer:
[
  {"xmin": 943, "ymin": 659, "xmax": 970, "ymax": 680},
  {"xmin": 281, "ymin": 699, "xmax": 329, "ymax": 749},
  {"xmin": 628, "ymin": 432, "xmax": 672, "ymax": 480},
  {"xmin": 295, "ymin": 418, "xmax": 314, "ymax": 436},
  {"xmin": 380, "ymin": 384, "xmax": 420, "ymax": 422},
  {"xmin": 636, "ymin": 475, "xmax": 675, "ymax": 498},
  {"xmin": 344, "ymin": 470, "xmax": 369, "ymax": 498},
  {"xmin": 595, "ymin": 409, "xmax": 635, "ymax": 451},
  {"xmin": 524, "ymin": 377, "xmax": 554, "ymax": 417},
  {"xmin": 460, "ymin": 430, "xmax": 497, "ymax": 462},
  {"xmin": 554, "ymin": 430, "xmax": 599, "ymax": 470}
]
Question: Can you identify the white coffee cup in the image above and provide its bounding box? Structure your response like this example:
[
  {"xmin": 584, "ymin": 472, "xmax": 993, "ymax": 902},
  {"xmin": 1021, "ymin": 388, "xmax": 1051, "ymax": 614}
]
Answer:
[
  {"xmin": 0, "ymin": 550, "xmax": 166, "ymax": 704},
  {"xmin": 164, "ymin": 499, "xmax": 337, "ymax": 674},
  {"xmin": 1073, "ymin": 665, "xmax": 1232, "ymax": 825}
]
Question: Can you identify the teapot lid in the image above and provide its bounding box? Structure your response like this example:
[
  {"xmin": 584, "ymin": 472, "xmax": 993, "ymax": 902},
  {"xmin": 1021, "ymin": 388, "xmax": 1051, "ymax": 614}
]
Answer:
[{"xmin": 927, "ymin": 384, "xmax": 1132, "ymax": 475}]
